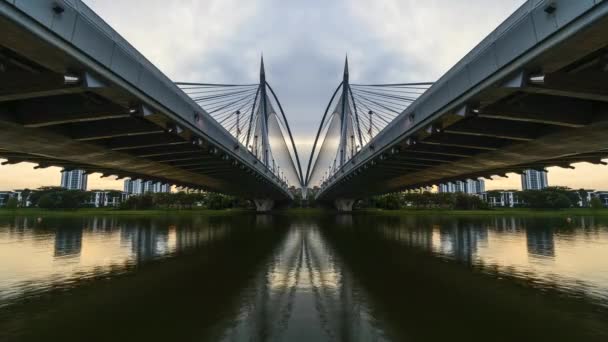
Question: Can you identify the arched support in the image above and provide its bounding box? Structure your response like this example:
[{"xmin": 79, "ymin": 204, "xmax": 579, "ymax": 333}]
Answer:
[
  {"xmin": 334, "ymin": 199, "xmax": 355, "ymax": 212},
  {"xmin": 254, "ymin": 199, "xmax": 275, "ymax": 212}
]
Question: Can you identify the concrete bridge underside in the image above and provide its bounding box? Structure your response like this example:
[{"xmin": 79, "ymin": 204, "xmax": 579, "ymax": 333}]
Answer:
[
  {"xmin": 0, "ymin": 2, "xmax": 291, "ymax": 204},
  {"xmin": 318, "ymin": 2, "xmax": 608, "ymax": 205}
]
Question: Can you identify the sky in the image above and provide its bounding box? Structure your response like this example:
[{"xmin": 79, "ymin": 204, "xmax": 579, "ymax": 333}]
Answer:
[{"xmin": 2, "ymin": 0, "xmax": 608, "ymax": 192}]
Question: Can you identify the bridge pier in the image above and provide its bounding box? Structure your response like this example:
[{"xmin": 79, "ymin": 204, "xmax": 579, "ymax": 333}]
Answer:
[
  {"xmin": 254, "ymin": 199, "xmax": 275, "ymax": 212},
  {"xmin": 334, "ymin": 199, "xmax": 355, "ymax": 212}
]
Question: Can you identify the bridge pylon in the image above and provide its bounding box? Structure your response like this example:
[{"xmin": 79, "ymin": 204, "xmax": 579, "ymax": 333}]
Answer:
[
  {"xmin": 179, "ymin": 57, "xmax": 305, "ymax": 211},
  {"xmin": 305, "ymin": 57, "xmax": 431, "ymax": 211}
]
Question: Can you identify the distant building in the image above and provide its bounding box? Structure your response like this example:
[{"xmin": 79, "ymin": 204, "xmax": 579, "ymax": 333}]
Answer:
[
  {"xmin": 482, "ymin": 191, "xmax": 523, "ymax": 208},
  {"xmin": 60, "ymin": 170, "xmax": 88, "ymax": 191},
  {"xmin": 595, "ymin": 192, "xmax": 608, "ymax": 207},
  {"xmin": 521, "ymin": 170, "xmax": 548, "ymax": 190},
  {"xmin": 439, "ymin": 179, "xmax": 485, "ymax": 195},
  {"xmin": 0, "ymin": 192, "xmax": 12, "ymax": 207},
  {"xmin": 88, "ymin": 191, "xmax": 123, "ymax": 208},
  {"xmin": 124, "ymin": 179, "xmax": 144, "ymax": 195},
  {"xmin": 124, "ymin": 179, "xmax": 171, "ymax": 196},
  {"xmin": 152, "ymin": 182, "xmax": 171, "ymax": 193},
  {"xmin": 465, "ymin": 179, "xmax": 485, "ymax": 194},
  {"xmin": 0, "ymin": 190, "xmax": 32, "ymax": 207},
  {"xmin": 438, "ymin": 183, "xmax": 456, "ymax": 193}
]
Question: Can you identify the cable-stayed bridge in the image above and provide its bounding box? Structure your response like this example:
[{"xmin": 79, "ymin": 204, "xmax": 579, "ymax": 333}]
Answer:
[
  {"xmin": 2, "ymin": 0, "xmax": 608, "ymax": 212},
  {"xmin": 310, "ymin": 1, "xmax": 608, "ymax": 210},
  {"xmin": 0, "ymin": 1, "xmax": 301, "ymax": 211},
  {"xmin": 177, "ymin": 59, "xmax": 304, "ymax": 191}
]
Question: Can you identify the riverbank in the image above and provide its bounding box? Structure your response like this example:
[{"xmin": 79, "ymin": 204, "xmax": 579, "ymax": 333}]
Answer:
[
  {"xmin": 2, "ymin": 207, "xmax": 608, "ymax": 217},
  {"xmin": 358, "ymin": 208, "xmax": 608, "ymax": 216},
  {"xmin": 0, "ymin": 208, "xmax": 253, "ymax": 217}
]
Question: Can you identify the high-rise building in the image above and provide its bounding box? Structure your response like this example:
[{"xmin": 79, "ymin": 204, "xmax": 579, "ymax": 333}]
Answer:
[
  {"xmin": 124, "ymin": 179, "xmax": 171, "ymax": 195},
  {"xmin": 60, "ymin": 170, "xmax": 88, "ymax": 191},
  {"xmin": 438, "ymin": 183, "xmax": 456, "ymax": 193},
  {"xmin": 438, "ymin": 179, "xmax": 485, "ymax": 195},
  {"xmin": 152, "ymin": 182, "xmax": 171, "ymax": 193},
  {"xmin": 521, "ymin": 170, "xmax": 548, "ymax": 190},
  {"xmin": 465, "ymin": 179, "xmax": 485, "ymax": 194},
  {"xmin": 124, "ymin": 179, "xmax": 144, "ymax": 195}
]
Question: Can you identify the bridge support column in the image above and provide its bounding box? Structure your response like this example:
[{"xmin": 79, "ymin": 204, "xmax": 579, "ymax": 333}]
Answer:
[
  {"xmin": 334, "ymin": 199, "xmax": 355, "ymax": 212},
  {"xmin": 254, "ymin": 199, "xmax": 275, "ymax": 212}
]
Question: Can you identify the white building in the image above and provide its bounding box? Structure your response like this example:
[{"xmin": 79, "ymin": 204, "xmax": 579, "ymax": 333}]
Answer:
[
  {"xmin": 439, "ymin": 179, "xmax": 485, "ymax": 195},
  {"xmin": 521, "ymin": 170, "xmax": 548, "ymax": 190},
  {"xmin": 0, "ymin": 190, "xmax": 32, "ymax": 207},
  {"xmin": 88, "ymin": 191, "xmax": 122, "ymax": 208},
  {"xmin": 483, "ymin": 191, "xmax": 523, "ymax": 208},
  {"xmin": 60, "ymin": 170, "xmax": 88, "ymax": 191}
]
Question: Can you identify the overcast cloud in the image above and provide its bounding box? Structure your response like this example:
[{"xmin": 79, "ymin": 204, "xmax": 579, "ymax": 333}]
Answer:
[{"xmin": 83, "ymin": 0, "xmax": 525, "ymax": 161}]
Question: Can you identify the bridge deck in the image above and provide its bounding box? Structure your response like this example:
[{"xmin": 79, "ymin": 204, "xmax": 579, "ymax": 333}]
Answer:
[{"xmin": 318, "ymin": 0, "xmax": 608, "ymax": 200}]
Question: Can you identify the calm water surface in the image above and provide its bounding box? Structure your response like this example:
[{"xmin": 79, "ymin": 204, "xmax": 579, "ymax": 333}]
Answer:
[{"xmin": 0, "ymin": 213, "xmax": 607, "ymax": 341}]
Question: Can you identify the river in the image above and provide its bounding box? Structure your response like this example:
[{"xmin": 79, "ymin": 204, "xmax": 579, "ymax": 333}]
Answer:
[{"xmin": 0, "ymin": 212, "xmax": 607, "ymax": 341}]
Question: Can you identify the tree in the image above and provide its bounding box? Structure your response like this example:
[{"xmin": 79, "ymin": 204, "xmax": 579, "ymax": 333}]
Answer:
[
  {"xmin": 5, "ymin": 197, "xmax": 18, "ymax": 209},
  {"xmin": 19, "ymin": 189, "xmax": 31, "ymax": 207},
  {"xmin": 590, "ymin": 197, "xmax": 604, "ymax": 210},
  {"xmin": 122, "ymin": 194, "xmax": 154, "ymax": 210},
  {"xmin": 454, "ymin": 193, "xmax": 488, "ymax": 210},
  {"xmin": 38, "ymin": 192, "xmax": 60, "ymax": 209},
  {"xmin": 519, "ymin": 188, "xmax": 573, "ymax": 209},
  {"xmin": 548, "ymin": 193, "xmax": 572, "ymax": 209}
]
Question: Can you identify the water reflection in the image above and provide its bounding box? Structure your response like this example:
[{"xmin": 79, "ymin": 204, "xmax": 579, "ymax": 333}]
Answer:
[
  {"xmin": 0, "ymin": 215, "xmax": 255, "ymax": 305},
  {"xmin": 0, "ymin": 214, "xmax": 607, "ymax": 341},
  {"xmin": 357, "ymin": 215, "xmax": 608, "ymax": 306},
  {"xmin": 54, "ymin": 226, "xmax": 83, "ymax": 258},
  {"xmin": 526, "ymin": 228, "xmax": 555, "ymax": 258},
  {"xmin": 220, "ymin": 221, "xmax": 386, "ymax": 341}
]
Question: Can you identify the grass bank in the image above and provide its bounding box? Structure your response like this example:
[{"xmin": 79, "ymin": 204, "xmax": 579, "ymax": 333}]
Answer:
[
  {"xmin": 0, "ymin": 207, "xmax": 253, "ymax": 217},
  {"xmin": 356, "ymin": 207, "xmax": 608, "ymax": 216},
  {"xmin": 2, "ymin": 207, "xmax": 608, "ymax": 217}
]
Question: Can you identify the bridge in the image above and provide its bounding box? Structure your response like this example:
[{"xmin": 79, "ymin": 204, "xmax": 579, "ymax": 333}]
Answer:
[
  {"xmin": 0, "ymin": 0, "xmax": 303, "ymax": 211},
  {"xmin": 308, "ymin": 0, "xmax": 608, "ymax": 211},
  {"xmin": 3, "ymin": 1, "xmax": 608, "ymax": 212}
]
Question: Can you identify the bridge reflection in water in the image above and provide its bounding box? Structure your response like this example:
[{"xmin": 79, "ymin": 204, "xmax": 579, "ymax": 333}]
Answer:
[{"xmin": 0, "ymin": 214, "xmax": 607, "ymax": 341}]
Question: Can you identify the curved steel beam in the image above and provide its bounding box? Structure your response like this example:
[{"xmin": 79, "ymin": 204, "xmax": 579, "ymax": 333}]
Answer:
[
  {"xmin": 175, "ymin": 82, "xmax": 259, "ymax": 87},
  {"xmin": 245, "ymin": 85, "xmax": 261, "ymax": 148},
  {"xmin": 347, "ymin": 84, "xmax": 363, "ymax": 147},
  {"xmin": 266, "ymin": 81, "xmax": 305, "ymax": 187},
  {"xmin": 350, "ymin": 82, "xmax": 435, "ymax": 87},
  {"xmin": 304, "ymin": 82, "xmax": 344, "ymax": 186}
]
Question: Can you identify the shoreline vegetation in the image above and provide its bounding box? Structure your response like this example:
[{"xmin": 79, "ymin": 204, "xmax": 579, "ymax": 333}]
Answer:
[{"xmin": 2, "ymin": 207, "xmax": 608, "ymax": 217}]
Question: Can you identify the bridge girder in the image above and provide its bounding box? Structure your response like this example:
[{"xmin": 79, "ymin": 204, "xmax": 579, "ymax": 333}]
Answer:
[{"xmin": 0, "ymin": 1, "xmax": 293, "ymax": 200}]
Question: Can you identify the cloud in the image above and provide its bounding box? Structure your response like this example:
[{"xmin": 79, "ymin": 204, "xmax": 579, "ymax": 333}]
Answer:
[{"xmin": 83, "ymin": 0, "xmax": 526, "ymax": 162}]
